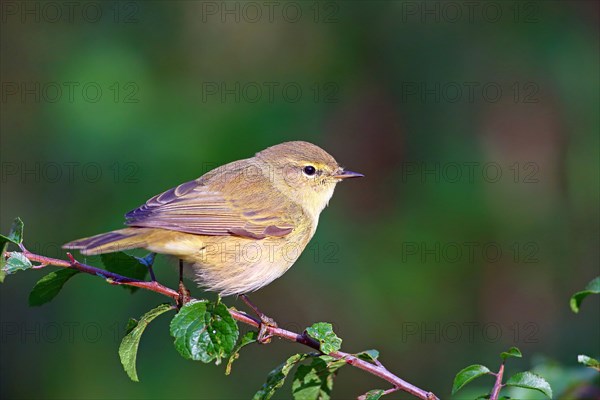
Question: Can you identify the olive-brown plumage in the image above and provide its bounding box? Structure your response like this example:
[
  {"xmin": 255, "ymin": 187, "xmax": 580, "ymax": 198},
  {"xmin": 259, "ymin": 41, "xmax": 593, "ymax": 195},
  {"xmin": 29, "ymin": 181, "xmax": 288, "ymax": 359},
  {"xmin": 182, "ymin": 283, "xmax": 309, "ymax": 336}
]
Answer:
[{"xmin": 64, "ymin": 141, "xmax": 362, "ymax": 296}]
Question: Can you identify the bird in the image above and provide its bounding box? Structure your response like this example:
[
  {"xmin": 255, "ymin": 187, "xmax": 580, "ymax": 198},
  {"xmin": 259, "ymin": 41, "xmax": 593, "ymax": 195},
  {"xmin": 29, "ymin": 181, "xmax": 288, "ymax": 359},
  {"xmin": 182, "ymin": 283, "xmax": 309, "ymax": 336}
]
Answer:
[{"xmin": 63, "ymin": 141, "xmax": 362, "ymax": 339}]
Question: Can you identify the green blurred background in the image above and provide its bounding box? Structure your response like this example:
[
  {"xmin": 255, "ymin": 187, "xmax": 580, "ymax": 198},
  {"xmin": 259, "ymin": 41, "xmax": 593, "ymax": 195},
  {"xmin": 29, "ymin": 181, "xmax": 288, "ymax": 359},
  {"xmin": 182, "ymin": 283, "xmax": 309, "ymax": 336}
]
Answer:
[{"xmin": 1, "ymin": 1, "xmax": 598, "ymax": 399}]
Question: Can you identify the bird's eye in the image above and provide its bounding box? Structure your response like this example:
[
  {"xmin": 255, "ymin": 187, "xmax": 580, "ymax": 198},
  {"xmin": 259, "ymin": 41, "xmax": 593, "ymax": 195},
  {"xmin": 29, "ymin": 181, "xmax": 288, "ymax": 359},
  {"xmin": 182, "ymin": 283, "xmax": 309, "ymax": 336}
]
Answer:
[{"xmin": 303, "ymin": 165, "xmax": 316, "ymax": 176}]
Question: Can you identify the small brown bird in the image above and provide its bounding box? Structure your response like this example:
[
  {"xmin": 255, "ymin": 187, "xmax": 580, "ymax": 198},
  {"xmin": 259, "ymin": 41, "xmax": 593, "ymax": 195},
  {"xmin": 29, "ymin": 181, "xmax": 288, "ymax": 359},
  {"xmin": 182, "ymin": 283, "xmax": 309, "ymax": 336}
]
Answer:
[{"xmin": 64, "ymin": 141, "xmax": 362, "ymax": 299}]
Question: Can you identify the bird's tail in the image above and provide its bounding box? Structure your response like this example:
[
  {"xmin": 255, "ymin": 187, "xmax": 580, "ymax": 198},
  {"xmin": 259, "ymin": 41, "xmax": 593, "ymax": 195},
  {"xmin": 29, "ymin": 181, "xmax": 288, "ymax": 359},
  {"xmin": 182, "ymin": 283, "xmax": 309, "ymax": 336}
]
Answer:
[{"xmin": 63, "ymin": 228, "xmax": 154, "ymax": 255}]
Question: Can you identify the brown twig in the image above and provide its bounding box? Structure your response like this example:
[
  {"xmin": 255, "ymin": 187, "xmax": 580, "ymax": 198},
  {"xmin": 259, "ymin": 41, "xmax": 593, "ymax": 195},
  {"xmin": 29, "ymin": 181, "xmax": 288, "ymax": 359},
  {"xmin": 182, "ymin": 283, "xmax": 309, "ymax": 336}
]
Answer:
[{"xmin": 8, "ymin": 246, "xmax": 439, "ymax": 400}]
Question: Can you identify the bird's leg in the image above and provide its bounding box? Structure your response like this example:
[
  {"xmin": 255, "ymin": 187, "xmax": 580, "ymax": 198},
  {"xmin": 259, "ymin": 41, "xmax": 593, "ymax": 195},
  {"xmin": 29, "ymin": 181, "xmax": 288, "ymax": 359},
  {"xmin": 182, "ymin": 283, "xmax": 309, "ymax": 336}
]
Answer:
[
  {"xmin": 240, "ymin": 294, "xmax": 277, "ymax": 344},
  {"xmin": 144, "ymin": 253, "xmax": 157, "ymax": 281},
  {"xmin": 177, "ymin": 259, "xmax": 191, "ymax": 308}
]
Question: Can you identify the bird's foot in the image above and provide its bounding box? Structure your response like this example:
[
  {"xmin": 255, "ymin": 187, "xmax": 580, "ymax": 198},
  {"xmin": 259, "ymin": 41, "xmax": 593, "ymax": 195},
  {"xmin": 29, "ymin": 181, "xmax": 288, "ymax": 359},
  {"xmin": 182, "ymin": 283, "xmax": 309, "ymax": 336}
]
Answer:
[
  {"xmin": 257, "ymin": 314, "xmax": 278, "ymax": 344},
  {"xmin": 176, "ymin": 259, "xmax": 191, "ymax": 309},
  {"xmin": 240, "ymin": 294, "xmax": 277, "ymax": 344},
  {"xmin": 177, "ymin": 280, "xmax": 191, "ymax": 309}
]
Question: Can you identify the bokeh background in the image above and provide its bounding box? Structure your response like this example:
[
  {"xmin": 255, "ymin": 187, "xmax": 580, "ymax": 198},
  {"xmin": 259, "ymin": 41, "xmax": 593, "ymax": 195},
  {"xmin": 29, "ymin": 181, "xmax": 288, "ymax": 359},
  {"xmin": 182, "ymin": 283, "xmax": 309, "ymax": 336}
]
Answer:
[{"xmin": 1, "ymin": 1, "xmax": 599, "ymax": 399}]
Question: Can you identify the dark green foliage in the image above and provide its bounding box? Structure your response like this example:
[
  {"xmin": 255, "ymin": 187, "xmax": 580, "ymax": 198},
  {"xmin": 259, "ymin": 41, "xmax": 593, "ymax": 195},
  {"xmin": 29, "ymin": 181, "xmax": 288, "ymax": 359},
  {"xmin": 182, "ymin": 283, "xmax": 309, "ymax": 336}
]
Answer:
[
  {"xmin": 253, "ymin": 354, "xmax": 312, "ymax": 400},
  {"xmin": 291, "ymin": 356, "xmax": 346, "ymax": 400},
  {"xmin": 29, "ymin": 269, "xmax": 80, "ymax": 306},
  {"xmin": 1, "ymin": 218, "xmax": 27, "ymax": 281},
  {"xmin": 452, "ymin": 365, "xmax": 491, "ymax": 395},
  {"xmin": 570, "ymin": 276, "xmax": 600, "ymax": 313},
  {"xmin": 119, "ymin": 304, "xmax": 174, "ymax": 382},
  {"xmin": 101, "ymin": 252, "xmax": 149, "ymax": 293},
  {"xmin": 500, "ymin": 347, "xmax": 522, "ymax": 360},
  {"xmin": 170, "ymin": 300, "xmax": 239, "ymax": 364},
  {"xmin": 452, "ymin": 348, "xmax": 552, "ymax": 399},
  {"xmin": 226, "ymin": 331, "xmax": 258, "ymax": 375}
]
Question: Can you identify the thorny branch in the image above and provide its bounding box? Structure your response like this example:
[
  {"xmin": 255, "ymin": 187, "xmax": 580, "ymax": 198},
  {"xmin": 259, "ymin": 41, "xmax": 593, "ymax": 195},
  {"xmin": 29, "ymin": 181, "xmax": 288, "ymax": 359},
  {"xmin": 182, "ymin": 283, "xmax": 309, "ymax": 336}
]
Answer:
[{"xmin": 7, "ymin": 245, "xmax": 439, "ymax": 400}]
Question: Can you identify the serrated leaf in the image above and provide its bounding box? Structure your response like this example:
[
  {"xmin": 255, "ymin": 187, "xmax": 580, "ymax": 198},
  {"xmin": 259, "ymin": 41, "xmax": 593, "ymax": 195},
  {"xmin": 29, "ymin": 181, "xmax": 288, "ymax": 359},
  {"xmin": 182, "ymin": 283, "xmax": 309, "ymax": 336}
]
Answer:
[
  {"xmin": 226, "ymin": 331, "xmax": 258, "ymax": 375},
  {"xmin": 101, "ymin": 252, "xmax": 149, "ymax": 293},
  {"xmin": 292, "ymin": 356, "xmax": 345, "ymax": 400},
  {"xmin": 28, "ymin": 269, "xmax": 80, "ymax": 306},
  {"xmin": 452, "ymin": 364, "xmax": 491, "ymax": 394},
  {"xmin": 305, "ymin": 323, "xmax": 342, "ymax": 354},
  {"xmin": 577, "ymin": 355, "xmax": 600, "ymax": 371},
  {"xmin": 170, "ymin": 300, "xmax": 239, "ymax": 364},
  {"xmin": 253, "ymin": 353, "xmax": 311, "ymax": 400},
  {"xmin": 119, "ymin": 303, "xmax": 173, "ymax": 382},
  {"xmin": 356, "ymin": 349, "xmax": 379, "ymax": 363},
  {"xmin": 570, "ymin": 276, "xmax": 600, "ymax": 313},
  {"xmin": 3, "ymin": 252, "xmax": 33, "ymax": 274},
  {"xmin": 363, "ymin": 389, "xmax": 384, "ymax": 400},
  {"xmin": 505, "ymin": 371, "xmax": 552, "ymax": 398},
  {"xmin": 501, "ymin": 346, "xmax": 522, "ymax": 360}
]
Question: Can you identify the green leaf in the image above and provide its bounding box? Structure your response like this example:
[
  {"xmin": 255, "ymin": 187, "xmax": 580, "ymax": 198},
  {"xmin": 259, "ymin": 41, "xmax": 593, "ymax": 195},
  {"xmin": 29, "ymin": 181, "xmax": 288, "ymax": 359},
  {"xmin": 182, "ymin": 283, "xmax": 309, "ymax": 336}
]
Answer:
[
  {"xmin": 570, "ymin": 276, "xmax": 600, "ymax": 313},
  {"xmin": 356, "ymin": 349, "xmax": 379, "ymax": 363},
  {"xmin": 0, "ymin": 218, "xmax": 25, "ymax": 283},
  {"xmin": 119, "ymin": 303, "xmax": 173, "ymax": 382},
  {"xmin": 0, "ymin": 241, "xmax": 7, "ymax": 283},
  {"xmin": 101, "ymin": 252, "xmax": 149, "ymax": 293},
  {"xmin": 28, "ymin": 269, "xmax": 80, "ymax": 306},
  {"xmin": 3, "ymin": 252, "xmax": 33, "ymax": 274},
  {"xmin": 253, "ymin": 353, "xmax": 311, "ymax": 400},
  {"xmin": 291, "ymin": 356, "xmax": 346, "ymax": 400},
  {"xmin": 292, "ymin": 364, "xmax": 326, "ymax": 400},
  {"xmin": 452, "ymin": 364, "xmax": 491, "ymax": 394},
  {"xmin": 170, "ymin": 300, "xmax": 239, "ymax": 364},
  {"xmin": 362, "ymin": 389, "xmax": 384, "ymax": 400},
  {"xmin": 125, "ymin": 318, "xmax": 138, "ymax": 335},
  {"xmin": 505, "ymin": 371, "xmax": 552, "ymax": 398},
  {"xmin": 305, "ymin": 323, "xmax": 342, "ymax": 354},
  {"xmin": 0, "ymin": 217, "xmax": 24, "ymax": 245},
  {"xmin": 226, "ymin": 331, "xmax": 258, "ymax": 375},
  {"xmin": 501, "ymin": 346, "xmax": 522, "ymax": 360},
  {"xmin": 577, "ymin": 354, "xmax": 600, "ymax": 371}
]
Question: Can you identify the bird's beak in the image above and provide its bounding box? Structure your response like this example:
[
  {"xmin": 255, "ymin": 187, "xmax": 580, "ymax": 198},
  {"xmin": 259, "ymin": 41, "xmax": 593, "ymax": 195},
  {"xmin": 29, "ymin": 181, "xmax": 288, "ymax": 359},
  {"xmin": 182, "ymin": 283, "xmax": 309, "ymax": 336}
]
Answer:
[{"xmin": 334, "ymin": 169, "xmax": 364, "ymax": 179}]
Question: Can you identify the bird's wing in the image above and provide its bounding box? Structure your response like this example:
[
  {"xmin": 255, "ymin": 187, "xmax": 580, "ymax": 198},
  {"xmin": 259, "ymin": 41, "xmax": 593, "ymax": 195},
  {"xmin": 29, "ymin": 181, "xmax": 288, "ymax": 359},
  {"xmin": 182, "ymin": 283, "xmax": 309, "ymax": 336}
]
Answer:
[{"xmin": 124, "ymin": 166, "xmax": 296, "ymax": 239}]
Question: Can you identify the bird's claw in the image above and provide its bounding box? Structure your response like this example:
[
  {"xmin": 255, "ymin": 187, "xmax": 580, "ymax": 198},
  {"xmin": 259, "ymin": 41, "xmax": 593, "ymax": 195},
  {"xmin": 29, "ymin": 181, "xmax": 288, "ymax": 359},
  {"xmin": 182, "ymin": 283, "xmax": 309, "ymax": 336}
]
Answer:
[
  {"xmin": 257, "ymin": 315, "xmax": 277, "ymax": 344},
  {"xmin": 177, "ymin": 280, "xmax": 191, "ymax": 308}
]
